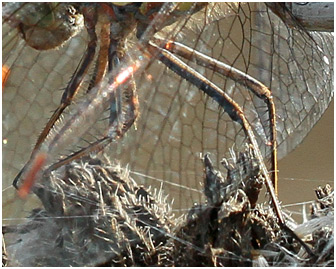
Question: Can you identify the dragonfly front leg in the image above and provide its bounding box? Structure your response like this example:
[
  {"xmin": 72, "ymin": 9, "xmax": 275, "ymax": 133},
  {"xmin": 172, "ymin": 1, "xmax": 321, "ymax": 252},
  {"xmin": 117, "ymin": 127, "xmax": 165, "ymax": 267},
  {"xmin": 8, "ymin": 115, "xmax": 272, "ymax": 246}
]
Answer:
[
  {"xmin": 45, "ymin": 80, "xmax": 139, "ymax": 173},
  {"xmin": 34, "ymin": 8, "xmax": 99, "ymax": 153},
  {"xmin": 13, "ymin": 8, "xmax": 99, "ymax": 189},
  {"xmin": 17, "ymin": 73, "xmax": 139, "ymax": 198},
  {"xmin": 16, "ymin": 36, "xmax": 139, "ymax": 199},
  {"xmin": 45, "ymin": 34, "xmax": 140, "ymax": 172}
]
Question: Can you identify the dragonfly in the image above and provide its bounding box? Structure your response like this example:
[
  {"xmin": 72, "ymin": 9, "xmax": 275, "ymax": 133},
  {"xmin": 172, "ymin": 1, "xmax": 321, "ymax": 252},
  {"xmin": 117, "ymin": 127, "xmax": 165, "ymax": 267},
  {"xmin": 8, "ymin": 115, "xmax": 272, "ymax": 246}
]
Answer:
[{"xmin": 2, "ymin": 2, "xmax": 334, "ymax": 262}]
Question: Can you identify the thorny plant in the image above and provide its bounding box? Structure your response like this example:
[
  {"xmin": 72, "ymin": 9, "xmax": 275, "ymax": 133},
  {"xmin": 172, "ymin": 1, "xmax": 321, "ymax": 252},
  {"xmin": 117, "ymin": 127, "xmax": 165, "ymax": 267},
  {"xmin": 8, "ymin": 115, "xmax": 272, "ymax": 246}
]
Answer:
[
  {"xmin": 2, "ymin": 147, "xmax": 334, "ymax": 266},
  {"xmin": 2, "ymin": 3, "xmax": 333, "ymax": 266}
]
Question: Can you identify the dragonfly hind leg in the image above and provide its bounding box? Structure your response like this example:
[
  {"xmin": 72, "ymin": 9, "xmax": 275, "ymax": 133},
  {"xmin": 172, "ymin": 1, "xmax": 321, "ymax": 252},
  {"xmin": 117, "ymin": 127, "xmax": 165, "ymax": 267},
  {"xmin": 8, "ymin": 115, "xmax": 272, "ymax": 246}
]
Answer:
[
  {"xmin": 149, "ymin": 41, "xmax": 315, "ymax": 257},
  {"xmin": 153, "ymin": 38, "xmax": 279, "ymax": 195}
]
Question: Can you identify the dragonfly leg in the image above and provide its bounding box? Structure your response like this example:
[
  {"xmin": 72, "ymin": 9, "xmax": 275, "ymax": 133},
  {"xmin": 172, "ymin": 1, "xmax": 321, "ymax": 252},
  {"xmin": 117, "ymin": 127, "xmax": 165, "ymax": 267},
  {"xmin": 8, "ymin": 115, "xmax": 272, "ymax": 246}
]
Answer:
[
  {"xmin": 12, "ymin": 8, "xmax": 99, "ymax": 189},
  {"xmin": 149, "ymin": 42, "xmax": 315, "ymax": 257},
  {"xmin": 154, "ymin": 38, "xmax": 278, "ymax": 195},
  {"xmin": 44, "ymin": 19, "xmax": 140, "ymax": 173},
  {"xmin": 33, "ymin": 9, "xmax": 99, "ymax": 153},
  {"xmin": 45, "ymin": 80, "xmax": 139, "ymax": 173}
]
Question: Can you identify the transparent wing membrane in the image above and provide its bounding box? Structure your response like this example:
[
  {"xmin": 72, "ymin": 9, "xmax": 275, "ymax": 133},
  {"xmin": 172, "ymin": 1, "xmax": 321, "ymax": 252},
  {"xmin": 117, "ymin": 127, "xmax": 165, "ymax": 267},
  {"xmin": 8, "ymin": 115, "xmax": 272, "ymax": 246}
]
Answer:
[{"xmin": 2, "ymin": 2, "xmax": 334, "ymax": 266}]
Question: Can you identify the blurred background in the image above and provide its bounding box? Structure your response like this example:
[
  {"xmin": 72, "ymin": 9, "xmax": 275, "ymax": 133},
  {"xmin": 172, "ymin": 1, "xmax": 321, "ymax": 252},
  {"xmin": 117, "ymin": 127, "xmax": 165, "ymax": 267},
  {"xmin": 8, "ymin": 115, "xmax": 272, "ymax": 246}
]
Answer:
[{"xmin": 278, "ymin": 101, "xmax": 334, "ymax": 217}]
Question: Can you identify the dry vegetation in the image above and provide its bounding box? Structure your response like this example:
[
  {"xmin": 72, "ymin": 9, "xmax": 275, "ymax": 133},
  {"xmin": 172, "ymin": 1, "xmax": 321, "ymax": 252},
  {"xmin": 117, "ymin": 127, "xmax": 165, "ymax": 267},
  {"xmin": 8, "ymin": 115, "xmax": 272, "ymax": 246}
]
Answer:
[{"xmin": 3, "ymin": 147, "xmax": 334, "ymax": 266}]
